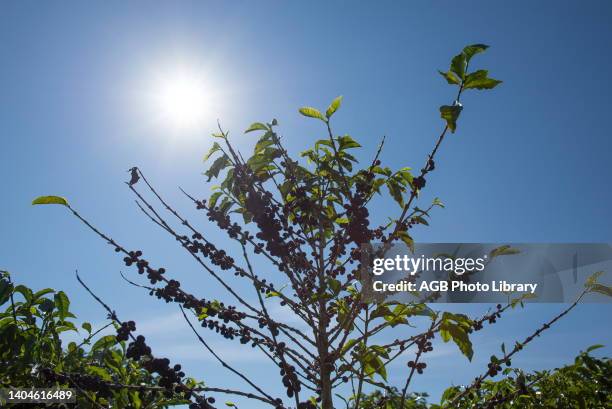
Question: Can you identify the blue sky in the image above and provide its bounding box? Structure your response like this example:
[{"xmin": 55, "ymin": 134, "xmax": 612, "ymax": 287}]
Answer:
[{"xmin": 1, "ymin": 1, "xmax": 611, "ymax": 407}]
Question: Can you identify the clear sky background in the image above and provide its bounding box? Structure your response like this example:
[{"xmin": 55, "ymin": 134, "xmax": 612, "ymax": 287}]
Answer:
[{"xmin": 1, "ymin": 1, "xmax": 611, "ymax": 408}]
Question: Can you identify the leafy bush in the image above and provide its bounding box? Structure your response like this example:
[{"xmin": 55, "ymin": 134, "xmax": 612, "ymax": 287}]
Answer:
[{"xmin": 0, "ymin": 270, "xmax": 198, "ymax": 408}]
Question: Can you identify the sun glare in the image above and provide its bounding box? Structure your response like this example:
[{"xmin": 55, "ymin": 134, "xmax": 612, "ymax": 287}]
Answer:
[{"xmin": 153, "ymin": 69, "xmax": 210, "ymax": 132}]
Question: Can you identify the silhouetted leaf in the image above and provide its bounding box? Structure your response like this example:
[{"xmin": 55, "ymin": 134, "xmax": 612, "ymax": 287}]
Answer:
[{"xmin": 0, "ymin": 280, "xmax": 13, "ymax": 306}]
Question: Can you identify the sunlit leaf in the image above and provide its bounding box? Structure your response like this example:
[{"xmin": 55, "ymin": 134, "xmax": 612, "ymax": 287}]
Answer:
[
  {"xmin": 462, "ymin": 44, "xmax": 489, "ymax": 62},
  {"xmin": 299, "ymin": 107, "xmax": 326, "ymax": 121},
  {"xmin": 204, "ymin": 142, "xmax": 222, "ymax": 162},
  {"xmin": 245, "ymin": 122, "xmax": 268, "ymax": 133},
  {"xmin": 464, "ymin": 69, "xmax": 502, "ymax": 90},
  {"xmin": 438, "ymin": 70, "xmax": 461, "ymax": 85},
  {"xmin": 54, "ymin": 291, "xmax": 70, "ymax": 320},
  {"xmin": 205, "ymin": 154, "xmax": 230, "ymax": 182},
  {"xmin": 326, "ymin": 95, "xmax": 343, "ymax": 118},
  {"xmin": 450, "ymin": 53, "xmax": 467, "ymax": 80},
  {"xmin": 32, "ymin": 196, "xmax": 69, "ymax": 206},
  {"xmin": 92, "ymin": 335, "xmax": 118, "ymax": 351},
  {"xmin": 82, "ymin": 322, "xmax": 92, "ymax": 334},
  {"xmin": 439, "ymin": 104, "xmax": 462, "ymax": 133},
  {"xmin": 337, "ymin": 135, "xmax": 361, "ymax": 150},
  {"xmin": 590, "ymin": 283, "xmax": 612, "ymax": 297}
]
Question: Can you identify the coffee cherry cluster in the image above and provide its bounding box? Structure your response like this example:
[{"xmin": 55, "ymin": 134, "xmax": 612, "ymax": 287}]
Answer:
[
  {"xmin": 412, "ymin": 176, "xmax": 426, "ymax": 190},
  {"xmin": 343, "ymin": 171, "xmax": 375, "ymax": 246},
  {"xmin": 118, "ymin": 247, "xmax": 252, "ymax": 345},
  {"xmin": 40, "ymin": 368, "xmax": 112, "ymax": 398},
  {"xmin": 142, "ymin": 358, "xmax": 185, "ymax": 392},
  {"xmin": 407, "ymin": 360, "xmax": 427, "ymax": 374},
  {"xmin": 189, "ymin": 399, "xmax": 216, "ymax": 409},
  {"xmin": 202, "ymin": 165, "xmax": 314, "ymax": 287},
  {"xmin": 116, "ymin": 320, "xmax": 136, "ymax": 342},
  {"xmin": 127, "ymin": 335, "xmax": 152, "ymax": 360},
  {"xmin": 280, "ymin": 363, "xmax": 300, "ymax": 398},
  {"xmin": 122, "ymin": 250, "xmax": 166, "ymax": 285},
  {"xmin": 487, "ymin": 360, "xmax": 503, "ymax": 377},
  {"xmin": 187, "ymin": 236, "xmax": 235, "ymax": 271},
  {"xmin": 469, "ymin": 303, "xmax": 504, "ymax": 333},
  {"xmin": 416, "ymin": 338, "xmax": 434, "ymax": 353}
]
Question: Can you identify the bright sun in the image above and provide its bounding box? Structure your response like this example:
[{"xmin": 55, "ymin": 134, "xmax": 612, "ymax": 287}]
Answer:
[{"xmin": 153, "ymin": 69, "xmax": 210, "ymax": 132}]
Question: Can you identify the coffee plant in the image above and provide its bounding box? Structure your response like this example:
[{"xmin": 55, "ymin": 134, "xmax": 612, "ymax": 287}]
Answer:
[
  {"xmin": 0, "ymin": 270, "xmax": 203, "ymax": 408},
  {"xmin": 27, "ymin": 44, "xmax": 611, "ymax": 408}
]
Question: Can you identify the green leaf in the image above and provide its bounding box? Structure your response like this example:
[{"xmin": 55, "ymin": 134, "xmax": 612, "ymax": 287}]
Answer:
[
  {"xmin": 32, "ymin": 196, "xmax": 69, "ymax": 206},
  {"xmin": 386, "ymin": 180, "xmax": 404, "ymax": 207},
  {"xmin": 335, "ymin": 217, "xmax": 349, "ymax": 225},
  {"xmin": 450, "ymin": 53, "xmax": 467, "ymax": 80},
  {"xmin": 326, "ymin": 95, "xmax": 343, "ymax": 118},
  {"xmin": 130, "ymin": 390, "xmax": 142, "ymax": 409},
  {"xmin": 490, "ymin": 245, "xmax": 521, "ymax": 258},
  {"xmin": 203, "ymin": 142, "xmax": 222, "ymax": 162},
  {"xmin": 208, "ymin": 191, "xmax": 223, "ymax": 208},
  {"xmin": 56, "ymin": 321, "xmax": 78, "ymax": 333},
  {"xmin": 370, "ymin": 304, "xmax": 392, "ymax": 320},
  {"xmin": 340, "ymin": 339, "xmax": 358, "ymax": 355},
  {"xmin": 413, "ymin": 215, "xmax": 429, "ymax": 226},
  {"xmin": 54, "ymin": 291, "xmax": 70, "ymax": 320},
  {"xmin": 432, "ymin": 197, "xmax": 445, "ymax": 208},
  {"xmin": 33, "ymin": 288, "xmax": 55, "ymax": 301},
  {"xmin": 462, "ymin": 44, "xmax": 489, "ymax": 62},
  {"xmin": 442, "ymin": 322, "xmax": 473, "ymax": 361},
  {"xmin": 88, "ymin": 366, "xmax": 113, "ymax": 381},
  {"xmin": 398, "ymin": 231, "xmax": 414, "ymax": 253},
  {"xmin": 299, "ymin": 107, "xmax": 326, "ymax": 121},
  {"xmin": 0, "ymin": 279, "xmax": 13, "ymax": 306},
  {"xmin": 225, "ymin": 402, "xmax": 236, "ymax": 407},
  {"xmin": 245, "ymin": 122, "xmax": 268, "ymax": 133},
  {"xmin": 590, "ymin": 283, "xmax": 612, "ymax": 297},
  {"xmin": 219, "ymin": 197, "xmax": 233, "ymax": 214},
  {"xmin": 254, "ymin": 135, "xmax": 274, "ymax": 154},
  {"xmin": 383, "ymin": 305, "xmax": 411, "ymax": 327},
  {"xmin": 438, "ymin": 70, "xmax": 461, "ymax": 85},
  {"xmin": 328, "ymin": 278, "xmax": 341, "ymax": 295},
  {"xmin": 585, "ymin": 344, "xmax": 604, "ymax": 353},
  {"xmin": 204, "ymin": 154, "xmax": 230, "ymax": 182},
  {"xmin": 82, "ymin": 322, "xmax": 92, "ymax": 333},
  {"xmin": 463, "ymin": 70, "xmax": 502, "ymax": 90},
  {"xmin": 585, "ymin": 271, "xmax": 603, "ymax": 288},
  {"xmin": 439, "ymin": 104, "xmax": 463, "ymax": 133},
  {"xmin": 337, "ymin": 135, "xmax": 361, "ymax": 150},
  {"xmin": 92, "ymin": 334, "xmax": 118, "ymax": 351},
  {"xmin": 14, "ymin": 285, "xmax": 33, "ymax": 303},
  {"xmin": 39, "ymin": 298, "xmax": 55, "ymax": 313}
]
